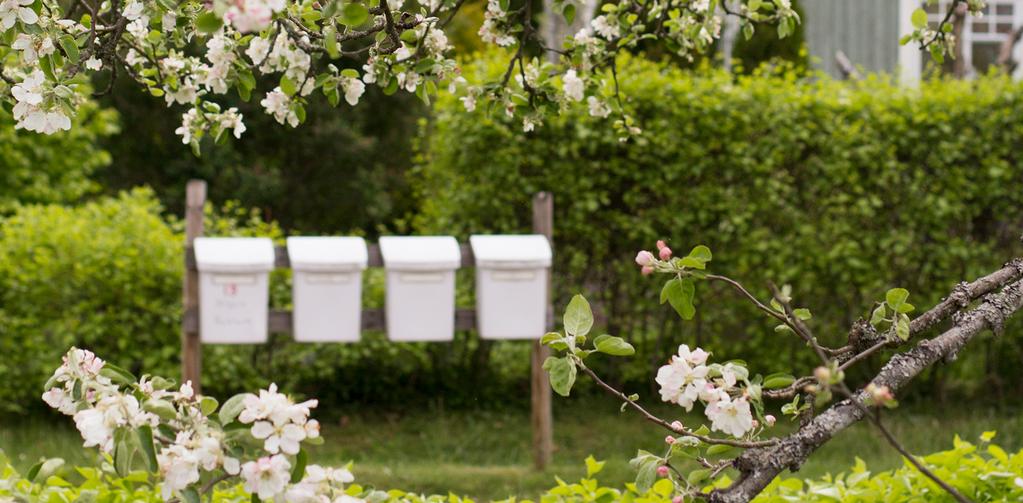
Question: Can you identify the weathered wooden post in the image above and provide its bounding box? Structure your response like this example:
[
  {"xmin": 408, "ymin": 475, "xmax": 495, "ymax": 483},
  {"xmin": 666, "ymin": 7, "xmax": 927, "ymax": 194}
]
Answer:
[
  {"xmin": 182, "ymin": 180, "xmax": 206, "ymax": 393},
  {"xmin": 531, "ymin": 192, "xmax": 554, "ymax": 470}
]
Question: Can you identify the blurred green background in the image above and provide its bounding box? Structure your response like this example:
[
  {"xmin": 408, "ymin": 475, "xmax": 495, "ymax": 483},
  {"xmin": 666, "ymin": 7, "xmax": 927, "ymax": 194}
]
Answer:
[{"xmin": 1, "ymin": 0, "xmax": 1022, "ymax": 497}]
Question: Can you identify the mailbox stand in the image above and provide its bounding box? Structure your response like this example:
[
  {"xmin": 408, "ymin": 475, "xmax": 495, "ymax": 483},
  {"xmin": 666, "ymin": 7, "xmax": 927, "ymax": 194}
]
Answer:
[{"xmin": 181, "ymin": 180, "xmax": 554, "ymax": 469}]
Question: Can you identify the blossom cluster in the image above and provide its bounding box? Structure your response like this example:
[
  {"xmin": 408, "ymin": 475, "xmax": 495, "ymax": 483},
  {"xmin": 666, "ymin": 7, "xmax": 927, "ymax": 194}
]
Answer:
[
  {"xmin": 0, "ymin": 0, "xmax": 807, "ymax": 147},
  {"xmin": 655, "ymin": 344, "xmax": 759, "ymax": 438},
  {"xmin": 41, "ymin": 347, "xmax": 362, "ymax": 502}
]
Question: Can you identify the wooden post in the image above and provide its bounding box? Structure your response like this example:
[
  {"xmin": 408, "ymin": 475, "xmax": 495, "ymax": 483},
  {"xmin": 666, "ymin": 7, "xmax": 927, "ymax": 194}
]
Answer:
[
  {"xmin": 531, "ymin": 192, "xmax": 554, "ymax": 470},
  {"xmin": 182, "ymin": 180, "xmax": 206, "ymax": 393}
]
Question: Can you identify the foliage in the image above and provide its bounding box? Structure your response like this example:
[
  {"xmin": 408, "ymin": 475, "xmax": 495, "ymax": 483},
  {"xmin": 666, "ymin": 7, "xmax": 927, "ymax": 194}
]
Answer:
[
  {"xmin": 415, "ymin": 53, "xmax": 1023, "ymax": 398},
  {"xmin": 0, "ymin": 95, "xmax": 118, "ymax": 212},
  {"xmin": 0, "ymin": 189, "xmax": 181, "ymax": 414},
  {"xmin": 3, "ymin": 433, "xmax": 1021, "ymax": 502},
  {"xmin": 753, "ymin": 432, "xmax": 1023, "ymax": 502}
]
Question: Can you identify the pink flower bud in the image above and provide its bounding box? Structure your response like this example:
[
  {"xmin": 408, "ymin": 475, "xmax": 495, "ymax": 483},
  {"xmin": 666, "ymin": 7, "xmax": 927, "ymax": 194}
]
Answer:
[
  {"xmin": 659, "ymin": 246, "xmax": 673, "ymax": 261},
  {"xmin": 814, "ymin": 366, "xmax": 831, "ymax": 383},
  {"xmin": 635, "ymin": 250, "xmax": 655, "ymax": 267},
  {"xmin": 656, "ymin": 240, "xmax": 667, "ymax": 251},
  {"xmin": 657, "ymin": 466, "xmax": 670, "ymax": 478},
  {"xmin": 764, "ymin": 414, "xmax": 776, "ymax": 427},
  {"xmin": 671, "ymin": 420, "xmax": 684, "ymax": 432},
  {"xmin": 665, "ymin": 435, "xmax": 676, "ymax": 445},
  {"xmin": 641, "ymin": 265, "xmax": 654, "ymax": 276},
  {"xmin": 673, "ymin": 497, "xmax": 684, "ymax": 503}
]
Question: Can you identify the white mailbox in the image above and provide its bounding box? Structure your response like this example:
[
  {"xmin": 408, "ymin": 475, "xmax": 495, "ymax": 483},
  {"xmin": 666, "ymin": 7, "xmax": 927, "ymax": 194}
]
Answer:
[
  {"xmin": 194, "ymin": 237, "xmax": 275, "ymax": 344},
  {"xmin": 470, "ymin": 235, "xmax": 552, "ymax": 340},
  {"xmin": 379, "ymin": 236, "xmax": 461, "ymax": 342},
  {"xmin": 287, "ymin": 237, "xmax": 368, "ymax": 343}
]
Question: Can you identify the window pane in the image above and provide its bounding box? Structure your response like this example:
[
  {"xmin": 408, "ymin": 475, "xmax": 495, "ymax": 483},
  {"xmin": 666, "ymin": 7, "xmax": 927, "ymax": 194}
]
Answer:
[{"xmin": 995, "ymin": 3, "xmax": 1014, "ymax": 15}]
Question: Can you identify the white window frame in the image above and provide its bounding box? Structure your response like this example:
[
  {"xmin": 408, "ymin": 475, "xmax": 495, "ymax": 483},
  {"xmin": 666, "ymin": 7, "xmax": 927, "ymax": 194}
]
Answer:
[{"xmin": 898, "ymin": 0, "xmax": 1023, "ymax": 83}]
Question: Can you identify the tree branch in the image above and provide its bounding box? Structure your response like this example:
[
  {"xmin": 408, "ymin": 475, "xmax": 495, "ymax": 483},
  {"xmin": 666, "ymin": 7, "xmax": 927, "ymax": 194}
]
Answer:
[{"xmin": 708, "ymin": 275, "xmax": 1023, "ymax": 502}]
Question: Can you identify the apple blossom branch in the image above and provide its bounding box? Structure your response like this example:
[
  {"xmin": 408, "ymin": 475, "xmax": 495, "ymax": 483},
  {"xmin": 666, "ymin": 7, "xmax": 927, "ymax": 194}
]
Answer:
[
  {"xmin": 577, "ymin": 362, "xmax": 778, "ymax": 449},
  {"xmin": 709, "ymin": 266, "xmax": 1023, "ymax": 502}
]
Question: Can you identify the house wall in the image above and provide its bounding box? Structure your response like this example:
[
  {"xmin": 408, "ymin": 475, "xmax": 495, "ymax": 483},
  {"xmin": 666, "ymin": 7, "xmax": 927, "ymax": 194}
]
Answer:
[{"xmin": 802, "ymin": 0, "xmax": 900, "ymax": 77}]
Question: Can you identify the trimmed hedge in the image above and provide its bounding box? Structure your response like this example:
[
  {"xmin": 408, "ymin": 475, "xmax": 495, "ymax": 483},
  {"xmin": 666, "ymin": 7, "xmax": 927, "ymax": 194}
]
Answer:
[{"xmin": 413, "ymin": 53, "xmax": 1023, "ymax": 397}]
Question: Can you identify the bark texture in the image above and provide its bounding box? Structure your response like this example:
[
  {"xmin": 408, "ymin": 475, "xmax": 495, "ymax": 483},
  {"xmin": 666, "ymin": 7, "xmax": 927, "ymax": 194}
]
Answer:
[{"xmin": 709, "ymin": 275, "xmax": 1023, "ymax": 503}]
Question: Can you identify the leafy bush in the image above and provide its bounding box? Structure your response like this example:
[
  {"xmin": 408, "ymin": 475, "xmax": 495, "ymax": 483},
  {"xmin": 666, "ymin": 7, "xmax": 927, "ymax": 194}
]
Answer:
[
  {"xmin": 753, "ymin": 433, "xmax": 1023, "ymax": 502},
  {"xmin": 0, "ymin": 98, "xmax": 118, "ymax": 212},
  {"xmin": 3, "ymin": 434, "xmax": 1020, "ymax": 502},
  {"xmin": 0, "ymin": 189, "xmax": 180, "ymax": 414},
  {"xmin": 414, "ymin": 53, "xmax": 1023, "ymax": 398}
]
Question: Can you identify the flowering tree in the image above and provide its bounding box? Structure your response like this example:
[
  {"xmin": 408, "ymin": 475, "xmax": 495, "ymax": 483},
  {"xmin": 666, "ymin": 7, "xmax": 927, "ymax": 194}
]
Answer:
[
  {"xmin": 0, "ymin": 0, "xmax": 983, "ymax": 150},
  {"xmin": 542, "ymin": 240, "xmax": 1023, "ymax": 502},
  {"xmin": 39, "ymin": 347, "xmax": 365, "ymax": 502}
]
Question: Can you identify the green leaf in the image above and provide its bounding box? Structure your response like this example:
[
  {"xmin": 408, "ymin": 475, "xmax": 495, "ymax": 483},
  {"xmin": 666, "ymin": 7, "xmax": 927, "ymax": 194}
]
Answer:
[
  {"xmin": 706, "ymin": 444, "xmax": 734, "ymax": 456},
  {"xmin": 911, "ymin": 8, "xmax": 928, "ymax": 29},
  {"xmin": 870, "ymin": 304, "xmax": 887, "ymax": 326},
  {"xmin": 687, "ymin": 245, "xmax": 712, "ymax": 263},
  {"xmin": 323, "ymin": 24, "xmax": 340, "ymax": 58},
  {"xmin": 651, "ymin": 478, "xmax": 674, "ymax": 496},
  {"xmin": 99, "ymin": 363, "xmax": 136, "ymax": 386},
  {"xmin": 585, "ymin": 455, "xmax": 605, "ymax": 477},
  {"xmin": 687, "ymin": 468, "xmax": 711, "ymax": 485},
  {"xmin": 144, "ymin": 399, "xmax": 177, "ymax": 421},
  {"xmin": 762, "ymin": 373, "xmax": 795, "ymax": 389},
  {"xmin": 181, "ymin": 487, "xmax": 201, "ymax": 503},
  {"xmin": 290, "ymin": 449, "xmax": 307, "ymax": 484},
  {"xmin": 634, "ymin": 460, "xmax": 657, "ymax": 493},
  {"xmin": 195, "ymin": 12, "xmax": 223, "ymax": 33},
  {"xmin": 562, "ymin": 3, "xmax": 575, "ymax": 24},
  {"xmin": 896, "ymin": 315, "xmax": 911, "ymax": 341},
  {"xmin": 280, "ymin": 75, "xmax": 298, "ymax": 97},
  {"xmin": 664, "ymin": 277, "xmax": 696, "ymax": 320},
  {"xmin": 199, "ymin": 396, "xmax": 219, "ymax": 416},
  {"xmin": 563, "ymin": 294, "xmax": 593, "ymax": 337},
  {"xmin": 136, "ymin": 425, "xmax": 159, "ymax": 472},
  {"xmin": 218, "ymin": 393, "xmax": 250, "ymax": 424},
  {"xmin": 593, "ymin": 334, "xmax": 635, "ymax": 356},
  {"xmin": 886, "ymin": 288, "xmax": 909, "ymax": 309},
  {"xmin": 340, "ymin": 3, "xmax": 370, "ymax": 26},
  {"xmin": 542, "ymin": 356, "xmax": 577, "ymax": 397},
  {"xmin": 793, "ymin": 308, "xmax": 812, "ymax": 320},
  {"xmin": 58, "ymin": 35, "xmax": 79, "ymax": 64}
]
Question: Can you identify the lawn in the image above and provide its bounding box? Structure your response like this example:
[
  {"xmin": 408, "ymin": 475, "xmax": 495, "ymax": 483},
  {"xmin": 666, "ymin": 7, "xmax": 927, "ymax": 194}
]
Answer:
[{"xmin": 2, "ymin": 397, "xmax": 1020, "ymax": 501}]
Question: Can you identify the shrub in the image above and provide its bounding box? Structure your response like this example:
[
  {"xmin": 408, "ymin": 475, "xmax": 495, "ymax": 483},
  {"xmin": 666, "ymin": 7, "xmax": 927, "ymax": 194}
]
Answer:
[
  {"xmin": 414, "ymin": 53, "xmax": 1023, "ymax": 398},
  {"xmin": 0, "ymin": 189, "xmax": 180, "ymax": 414},
  {"xmin": 2, "ymin": 433, "xmax": 1020, "ymax": 502},
  {"xmin": 0, "ymin": 98, "xmax": 119, "ymax": 212}
]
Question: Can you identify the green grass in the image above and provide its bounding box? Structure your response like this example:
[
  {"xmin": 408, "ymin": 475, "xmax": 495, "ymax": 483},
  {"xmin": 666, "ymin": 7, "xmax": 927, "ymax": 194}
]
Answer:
[{"xmin": 2, "ymin": 398, "xmax": 1020, "ymax": 501}]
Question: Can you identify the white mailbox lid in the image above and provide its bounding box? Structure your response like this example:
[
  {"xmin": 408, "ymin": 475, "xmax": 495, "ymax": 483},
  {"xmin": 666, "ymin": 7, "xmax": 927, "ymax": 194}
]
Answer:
[
  {"xmin": 379, "ymin": 236, "xmax": 461, "ymax": 271},
  {"xmin": 194, "ymin": 237, "xmax": 275, "ymax": 273},
  {"xmin": 287, "ymin": 236, "xmax": 368, "ymax": 272},
  {"xmin": 470, "ymin": 234, "xmax": 552, "ymax": 269}
]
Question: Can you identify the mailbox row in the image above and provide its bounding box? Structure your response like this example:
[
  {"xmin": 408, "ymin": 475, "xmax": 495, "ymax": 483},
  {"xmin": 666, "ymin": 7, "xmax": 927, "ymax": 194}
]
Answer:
[{"xmin": 193, "ymin": 235, "xmax": 552, "ymax": 344}]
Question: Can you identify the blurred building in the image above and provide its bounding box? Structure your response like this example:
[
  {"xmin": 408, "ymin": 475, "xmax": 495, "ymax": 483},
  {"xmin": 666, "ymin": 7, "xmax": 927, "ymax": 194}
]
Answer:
[{"xmin": 802, "ymin": 0, "xmax": 1023, "ymax": 81}]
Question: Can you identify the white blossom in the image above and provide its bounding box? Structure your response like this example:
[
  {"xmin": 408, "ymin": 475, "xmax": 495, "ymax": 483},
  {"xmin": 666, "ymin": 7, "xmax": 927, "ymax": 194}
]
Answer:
[
  {"xmin": 341, "ymin": 77, "xmax": 365, "ymax": 106},
  {"xmin": 562, "ymin": 69, "xmax": 584, "ymax": 102},
  {"xmin": 705, "ymin": 396, "xmax": 754, "ymax": 438},
  {"xmin": 587, "ymin": 96, "xmax": 610, "ymax": 118},
  {"xmin": 240, "ymin": 455, "xmax": 292, "ymax": 500},
  {"xmin": 0, "ymin": 0, "xmax": 38, "ymax": 29}
]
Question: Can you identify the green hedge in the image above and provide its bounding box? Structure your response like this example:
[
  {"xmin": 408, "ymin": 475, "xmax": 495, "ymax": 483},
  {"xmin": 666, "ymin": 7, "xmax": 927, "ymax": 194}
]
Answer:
[
  {"xmin": 0, "ymin": 99, "xmax": 118, "ymax": 212},
  {"xmin": 413, "ymin": 54, "xmax": 1023, "ymax": 398}
]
